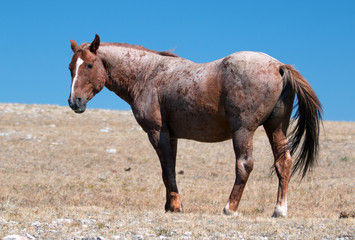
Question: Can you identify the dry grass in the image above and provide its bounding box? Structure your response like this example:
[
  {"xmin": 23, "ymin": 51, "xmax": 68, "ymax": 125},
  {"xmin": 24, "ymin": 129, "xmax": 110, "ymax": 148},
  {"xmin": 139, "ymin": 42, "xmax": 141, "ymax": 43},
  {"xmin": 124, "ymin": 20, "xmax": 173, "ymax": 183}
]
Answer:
[{"xmin": 0, "ymin": 103, "xmax": 354, "ymax": 239}]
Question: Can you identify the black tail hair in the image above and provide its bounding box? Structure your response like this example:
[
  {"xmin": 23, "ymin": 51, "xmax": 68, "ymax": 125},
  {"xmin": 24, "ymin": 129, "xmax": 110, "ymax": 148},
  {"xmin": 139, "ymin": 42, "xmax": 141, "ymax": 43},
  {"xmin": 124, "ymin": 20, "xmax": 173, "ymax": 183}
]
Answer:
[{"xmin": 280, "ymin": 65, "xmax": 323, "ymax": 179}]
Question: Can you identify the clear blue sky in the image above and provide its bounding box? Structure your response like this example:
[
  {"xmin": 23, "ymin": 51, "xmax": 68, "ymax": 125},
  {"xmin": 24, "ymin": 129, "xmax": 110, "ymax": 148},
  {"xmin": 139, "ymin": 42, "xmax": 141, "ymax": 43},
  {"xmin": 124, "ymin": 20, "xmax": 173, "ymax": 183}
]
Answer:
[{"xmin": 1, "ymin": 1, "xmax": 354, "ymax": 121}]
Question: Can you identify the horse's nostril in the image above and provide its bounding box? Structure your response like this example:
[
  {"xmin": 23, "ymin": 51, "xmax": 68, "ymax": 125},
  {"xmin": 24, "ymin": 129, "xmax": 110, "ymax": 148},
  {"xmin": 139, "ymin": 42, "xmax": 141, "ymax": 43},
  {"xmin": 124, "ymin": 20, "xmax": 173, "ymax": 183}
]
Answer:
[{"xmin": 77, "ymin": 97, "xmax": 82, "ymax": 103}]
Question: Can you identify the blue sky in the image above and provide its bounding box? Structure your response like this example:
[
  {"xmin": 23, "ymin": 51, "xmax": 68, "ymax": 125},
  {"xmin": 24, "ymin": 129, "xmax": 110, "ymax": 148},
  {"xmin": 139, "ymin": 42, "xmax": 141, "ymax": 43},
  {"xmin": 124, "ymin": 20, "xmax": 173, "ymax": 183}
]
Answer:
[{"xmin": 1, "ymin": 1, "xmax": 354, "ymax": 121}]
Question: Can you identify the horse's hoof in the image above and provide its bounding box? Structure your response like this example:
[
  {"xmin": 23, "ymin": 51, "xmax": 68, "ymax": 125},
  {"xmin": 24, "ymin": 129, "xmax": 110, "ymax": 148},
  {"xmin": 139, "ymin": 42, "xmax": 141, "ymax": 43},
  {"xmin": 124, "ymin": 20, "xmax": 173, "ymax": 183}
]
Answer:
[
  {"xmin": 222, "ymin": 202, "xmax": 241, "ymax": 217},
  {"xmin": 166, "ymin": 192, "xmax": 183, "ymax": 213},
  {"xmin": 166, "ymin": 205, "xmax": 183, "ymax": 213},
  {"xmin": 171, "ymin": 206, "xmax": 183, "ymax": 213},
  {"xmin": 272, "ymin": 205, "xmax": 287, "ymax": 218}
]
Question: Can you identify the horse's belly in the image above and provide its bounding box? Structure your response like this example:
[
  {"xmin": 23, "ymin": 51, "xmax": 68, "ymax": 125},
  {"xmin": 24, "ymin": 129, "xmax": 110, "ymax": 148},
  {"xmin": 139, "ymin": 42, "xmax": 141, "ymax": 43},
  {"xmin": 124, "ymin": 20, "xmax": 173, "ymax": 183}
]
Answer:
[{"xmin": 168, "ymin": 112, "xmax": 232, "ymax": 142}]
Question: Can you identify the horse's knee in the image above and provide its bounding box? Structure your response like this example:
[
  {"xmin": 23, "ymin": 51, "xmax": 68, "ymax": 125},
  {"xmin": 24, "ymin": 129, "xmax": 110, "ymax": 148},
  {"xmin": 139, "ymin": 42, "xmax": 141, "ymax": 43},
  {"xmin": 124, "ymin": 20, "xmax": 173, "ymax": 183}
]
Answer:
[
  {"xmin": 244, "ymin": 158, "xmax": 254, "ymax": 174},
  {"xmin": 237, "ymin": 158, "xmax": 254, "ymax": 182}
]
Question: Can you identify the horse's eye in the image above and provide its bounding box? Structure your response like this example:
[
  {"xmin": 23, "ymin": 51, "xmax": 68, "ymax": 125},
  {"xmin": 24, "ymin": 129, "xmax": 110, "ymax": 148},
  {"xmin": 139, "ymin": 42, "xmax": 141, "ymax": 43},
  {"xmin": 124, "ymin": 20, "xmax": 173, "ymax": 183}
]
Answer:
[{"xmin": 87, "ymin": 64, "xmax": 93, "ymax": 69}]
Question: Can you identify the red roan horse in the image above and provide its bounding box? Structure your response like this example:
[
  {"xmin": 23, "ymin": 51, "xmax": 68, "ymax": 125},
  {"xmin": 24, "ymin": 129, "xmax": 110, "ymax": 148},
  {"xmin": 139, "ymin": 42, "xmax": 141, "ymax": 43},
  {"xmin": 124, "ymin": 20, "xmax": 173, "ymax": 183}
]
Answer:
[{"xmin": 68, "ymin": 35, "xmax": 322, "ymax": 217}]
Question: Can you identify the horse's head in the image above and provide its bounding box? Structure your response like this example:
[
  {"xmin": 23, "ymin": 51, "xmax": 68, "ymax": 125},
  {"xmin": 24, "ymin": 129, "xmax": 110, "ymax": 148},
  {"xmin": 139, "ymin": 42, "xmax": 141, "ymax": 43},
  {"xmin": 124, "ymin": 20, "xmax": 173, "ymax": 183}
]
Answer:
[{"xmin": 68, "ymin": 34, "xmax": 106, "ymax": 113}]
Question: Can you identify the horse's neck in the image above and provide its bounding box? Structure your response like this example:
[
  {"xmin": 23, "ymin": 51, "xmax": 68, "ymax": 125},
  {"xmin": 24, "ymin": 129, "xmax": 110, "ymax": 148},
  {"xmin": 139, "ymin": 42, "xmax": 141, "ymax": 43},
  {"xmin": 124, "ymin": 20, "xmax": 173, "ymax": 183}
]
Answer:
[{"xmin": 98, "ymin": 45, "xmax": 163, "ymax": 105}]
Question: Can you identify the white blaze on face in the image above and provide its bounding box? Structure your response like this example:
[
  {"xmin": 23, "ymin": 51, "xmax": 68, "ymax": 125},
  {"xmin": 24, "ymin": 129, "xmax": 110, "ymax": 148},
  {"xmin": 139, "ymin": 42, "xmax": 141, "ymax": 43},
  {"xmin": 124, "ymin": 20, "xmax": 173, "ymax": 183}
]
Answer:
[{"xmin": 71, "ymin": 57, "xmax": 84, "ymax": 101}]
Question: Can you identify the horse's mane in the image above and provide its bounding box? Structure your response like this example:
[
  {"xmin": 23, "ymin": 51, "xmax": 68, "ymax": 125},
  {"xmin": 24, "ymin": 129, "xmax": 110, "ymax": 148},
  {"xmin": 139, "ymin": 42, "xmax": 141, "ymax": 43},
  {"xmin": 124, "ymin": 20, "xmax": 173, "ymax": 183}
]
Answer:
[{"xmin": 81, "ymin": 42, "xmax": 178, "ymax": 58}]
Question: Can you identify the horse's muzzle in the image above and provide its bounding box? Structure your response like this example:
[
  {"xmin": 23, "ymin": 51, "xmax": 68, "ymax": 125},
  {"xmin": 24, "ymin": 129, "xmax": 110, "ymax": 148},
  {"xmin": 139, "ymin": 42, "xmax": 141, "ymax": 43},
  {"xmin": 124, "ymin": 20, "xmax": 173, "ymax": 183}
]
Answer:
[{"xmin": 68, "ymin": 97, "xmax": 86, "ymax": 113}]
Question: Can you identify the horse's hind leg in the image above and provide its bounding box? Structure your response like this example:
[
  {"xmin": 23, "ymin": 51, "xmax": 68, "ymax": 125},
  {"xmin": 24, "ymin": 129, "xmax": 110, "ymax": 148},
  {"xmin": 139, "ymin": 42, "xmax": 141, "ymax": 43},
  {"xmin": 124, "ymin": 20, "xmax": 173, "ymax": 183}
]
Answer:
[
  {"xmin": 264, "ymin": 122, "xmax": 291, "ymax": 217},
  {"xmin": 223, "ymin": 128, "xmax": 255, "ymax": 216},
  {"xmin": 263, "ymin": 91, "xmax": 294, "ymax": 217}
]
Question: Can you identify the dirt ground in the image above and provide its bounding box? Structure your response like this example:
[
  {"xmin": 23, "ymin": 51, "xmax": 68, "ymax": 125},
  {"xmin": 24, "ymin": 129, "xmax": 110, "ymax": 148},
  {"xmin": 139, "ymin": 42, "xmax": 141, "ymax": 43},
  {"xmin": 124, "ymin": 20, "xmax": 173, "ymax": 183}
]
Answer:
[{"xmin": 0, "ymin": 103, "xmax": 354, "ymax": 239}]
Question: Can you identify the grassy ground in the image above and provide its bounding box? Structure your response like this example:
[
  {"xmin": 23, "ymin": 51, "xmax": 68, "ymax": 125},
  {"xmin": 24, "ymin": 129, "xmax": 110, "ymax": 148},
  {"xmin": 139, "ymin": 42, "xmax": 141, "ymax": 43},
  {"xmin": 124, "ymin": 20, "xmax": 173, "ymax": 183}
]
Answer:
[{"xmin": 0, "ymin": 103, "xmax": 354, "ymax": 239}]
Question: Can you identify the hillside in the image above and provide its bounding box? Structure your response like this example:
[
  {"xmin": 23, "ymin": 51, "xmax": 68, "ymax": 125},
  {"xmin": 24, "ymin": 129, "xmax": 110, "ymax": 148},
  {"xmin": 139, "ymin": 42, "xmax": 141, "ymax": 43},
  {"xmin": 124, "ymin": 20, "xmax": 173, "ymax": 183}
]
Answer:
[{"xmin": 0, "ymin": 103, "xmax": 354, "ymax": 239}]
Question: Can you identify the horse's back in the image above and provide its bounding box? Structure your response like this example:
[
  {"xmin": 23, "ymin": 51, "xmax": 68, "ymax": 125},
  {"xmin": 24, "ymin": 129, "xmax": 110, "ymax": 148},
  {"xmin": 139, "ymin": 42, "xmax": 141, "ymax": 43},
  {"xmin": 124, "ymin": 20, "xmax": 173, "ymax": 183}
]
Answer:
[
  {"xmin": 161, "ymin": 51, "xmax": 284, "ymax": 141},
  {"xmin": 226, "ymin": 51, "xmax": 280, "ymax": 62},
  {"xmin": 220, "ymin": 51, "xmax": 282, "ymax": 78}
]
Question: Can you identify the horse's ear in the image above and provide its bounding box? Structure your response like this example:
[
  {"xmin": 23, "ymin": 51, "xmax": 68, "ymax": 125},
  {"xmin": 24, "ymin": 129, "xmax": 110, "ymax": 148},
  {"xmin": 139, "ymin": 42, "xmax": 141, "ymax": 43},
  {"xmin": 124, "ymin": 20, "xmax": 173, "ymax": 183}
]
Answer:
[
  {"xmin": 70, "ymin": 39, "xmax": 79, "ymax": 52},
  {"xmin": 90, "ymin": 34, "xmax": 100, "ymax": 54}
]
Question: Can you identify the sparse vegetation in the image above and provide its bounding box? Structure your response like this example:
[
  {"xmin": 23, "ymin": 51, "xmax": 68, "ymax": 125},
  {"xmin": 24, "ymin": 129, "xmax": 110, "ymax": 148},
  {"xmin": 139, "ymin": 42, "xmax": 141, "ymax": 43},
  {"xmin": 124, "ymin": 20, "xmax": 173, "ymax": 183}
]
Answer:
[{"xmin": 0, "ymin": 103, "xmax": 354, "ymax": 239}]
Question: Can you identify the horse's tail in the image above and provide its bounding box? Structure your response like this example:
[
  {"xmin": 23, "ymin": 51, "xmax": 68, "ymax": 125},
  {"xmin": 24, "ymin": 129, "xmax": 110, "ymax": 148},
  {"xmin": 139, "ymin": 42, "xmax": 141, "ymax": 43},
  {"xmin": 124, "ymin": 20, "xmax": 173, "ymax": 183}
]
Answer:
[{"xmin": 279, "ymin": 65, "xmax": 323, "ymax": 179}]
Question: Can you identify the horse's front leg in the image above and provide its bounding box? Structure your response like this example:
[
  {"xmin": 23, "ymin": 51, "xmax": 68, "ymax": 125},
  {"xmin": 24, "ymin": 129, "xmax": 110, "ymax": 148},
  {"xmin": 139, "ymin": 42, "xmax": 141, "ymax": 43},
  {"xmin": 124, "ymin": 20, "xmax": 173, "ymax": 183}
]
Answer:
[
  {"xmin": 223, "ymin": 128, "xmax": 254, "ymax": 216},
  {"xmin": 148, "ymin": 130, "xmax": 182, "ymax": 212}
]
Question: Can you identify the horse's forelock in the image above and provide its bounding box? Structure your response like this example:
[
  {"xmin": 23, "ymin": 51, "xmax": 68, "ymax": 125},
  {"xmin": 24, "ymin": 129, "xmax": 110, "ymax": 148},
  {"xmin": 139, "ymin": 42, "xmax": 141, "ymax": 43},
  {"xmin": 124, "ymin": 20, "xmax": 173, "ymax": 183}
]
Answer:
[
  {"xmin": 80, "ymin": 42, "xmax": 91, "ymax": 50},
  {"xmin": 72, "ymin": 48, "xmax": 96, "ymax": 63}
]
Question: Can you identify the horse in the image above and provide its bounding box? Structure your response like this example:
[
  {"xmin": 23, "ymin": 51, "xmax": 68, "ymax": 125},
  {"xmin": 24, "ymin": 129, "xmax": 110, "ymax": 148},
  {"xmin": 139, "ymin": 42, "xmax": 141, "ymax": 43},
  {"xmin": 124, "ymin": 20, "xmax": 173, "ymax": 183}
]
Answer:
[{"xmin": 68, "ymin": 34, "xmax": 322, "ymax": 217}]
